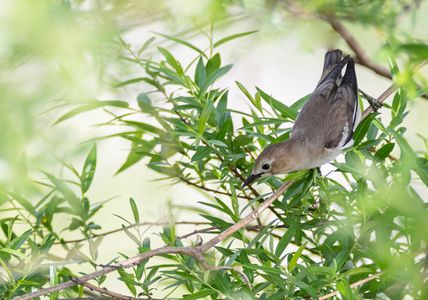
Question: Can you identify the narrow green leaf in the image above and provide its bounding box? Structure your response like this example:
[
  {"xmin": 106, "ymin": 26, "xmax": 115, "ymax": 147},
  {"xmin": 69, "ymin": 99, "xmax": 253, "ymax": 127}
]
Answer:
[
  {"xmin": 182, "ymin": 289, "xmax": 217, "ymax": 300},
  {"xmin": 158, "ymin": 47, "xmax": 184, "ymax": 75},
  {"xmin": 398, "ymin": 43, "xmax": 428, "ymax": 59},
  {"xmin": 374, "ymin": 143, "xmax": 395, "ymax": 160},
  {"xmin": 206, "ymin": 53, "xmax": 221, "ymax": 76},
  {"xmin": 343, "ymin": 267, "xmax": 372, "ymax": 277},
  {"xmin": 213, "ymin": 30, "xmax": 258, "ymax": 48},
  {"xmin": 194, "ymin": 57, "xmax": 207, "ymax": 88},
  {"xmin": 200, "ymin": 65, "xmax": 233, "ymax": 95},
  {"xmin": 353, "ymin": 113, "xmax": 378, "ymax": 145},
  {"xmin": 288, "ymin": 242, "xmax": 306, "ymax": 272},
  {"xmin": 130, "ymin": 198, "xmax": 140, "ymax": 225},
  {"xmin": 198, "ymin": 101, "xmax": 212, "ymax": 134},
  {"xmin": 207, "ymin": 139, "xmax": 228, "ymax": 147},
  {"xmin": 155, "ymin": 32, "xmax": 207, "ymax": 58},
  {"xmin": 275, "ymin": 225, "xmax": 297, "ymax": 257},
  {"xmin": 257, "ymin": 87, "xmax": 298, "ymax": 120},
  {"xmin": 55, "ymin": 100, "xmax": 129, "ymax": 124},
  {"xmin": 137, "ymin": 36, "xmax": 156, "ymax": 56},
  {"xmin": 80, "ymin": 144, "xmax": 97, "ymax": 193}
]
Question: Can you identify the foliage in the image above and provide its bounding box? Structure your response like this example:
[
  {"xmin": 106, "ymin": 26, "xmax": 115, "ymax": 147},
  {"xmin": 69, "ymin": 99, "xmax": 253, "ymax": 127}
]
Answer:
[{"xmin": 1, "ymin": 1, "xmax": 428, "ymax": 300}]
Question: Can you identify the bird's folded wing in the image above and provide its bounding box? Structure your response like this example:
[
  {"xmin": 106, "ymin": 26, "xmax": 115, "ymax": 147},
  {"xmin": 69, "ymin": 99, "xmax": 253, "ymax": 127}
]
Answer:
[
  {"xmin": 323, "ymin": 85, "xmax": 358, "ymax": 149},
  {"xmin": 324, "ymin": 59, "xmax": 359, "ymax": 149}
]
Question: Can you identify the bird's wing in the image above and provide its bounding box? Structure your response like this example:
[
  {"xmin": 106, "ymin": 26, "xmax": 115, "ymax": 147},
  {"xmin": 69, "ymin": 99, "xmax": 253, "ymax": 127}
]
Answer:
[
  {"xmin": 291, "ymin": 55, "xmax": 351, "ymax": 141},
  {"xmin": 323, "ymin": 59, "xmax": 359, "ymax": 149}
]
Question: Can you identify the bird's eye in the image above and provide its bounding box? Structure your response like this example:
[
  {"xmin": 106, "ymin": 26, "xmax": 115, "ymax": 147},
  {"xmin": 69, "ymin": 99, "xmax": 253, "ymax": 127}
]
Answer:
[{"xmin": 262, "ymin": 164, "xmax": 270, "ymax": 170}]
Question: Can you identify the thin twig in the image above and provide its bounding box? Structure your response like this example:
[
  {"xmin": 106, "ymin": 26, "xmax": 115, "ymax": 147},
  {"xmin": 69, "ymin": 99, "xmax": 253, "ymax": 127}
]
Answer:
[
  {"xmin": 70, "ymin": 278, "xmax": 153, "ymax": 300},
  {"xmin": 319, "ymin": 272, "xmax": 383, "ymax": 300},
  {"xmin": 58, "ymin": 221, "xmax": 210, "ymax": 244},
  {"xmin": 361, "ymin": 84, "xmax": 396, "ymax": 119},
  {"xmin": 178, "ymin": 175, "xmax": 250, "ymax": 199}
]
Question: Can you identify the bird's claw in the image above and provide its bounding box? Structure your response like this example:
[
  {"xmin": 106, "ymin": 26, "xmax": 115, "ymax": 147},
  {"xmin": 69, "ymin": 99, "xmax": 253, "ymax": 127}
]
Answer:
[
  {"xmin": 359, "ymin": 89, "xmax": 383, "ymax": 112},
  {"xmin": 367, "ymin": 97, "xmax": 383, "ymax": 112}
]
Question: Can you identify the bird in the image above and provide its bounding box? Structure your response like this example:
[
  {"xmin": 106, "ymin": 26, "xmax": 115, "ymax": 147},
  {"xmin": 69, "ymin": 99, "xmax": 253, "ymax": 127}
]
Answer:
[{"xmin": 242, "ymin": 49, "xmax": 366, "ymax": 188}]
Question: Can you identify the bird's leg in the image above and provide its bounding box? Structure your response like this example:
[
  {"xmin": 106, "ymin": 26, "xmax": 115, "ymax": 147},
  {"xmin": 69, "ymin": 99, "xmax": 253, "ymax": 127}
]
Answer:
[{"xmin": 359, "ymin": 88, "xmax": 382, "ymax": 112}]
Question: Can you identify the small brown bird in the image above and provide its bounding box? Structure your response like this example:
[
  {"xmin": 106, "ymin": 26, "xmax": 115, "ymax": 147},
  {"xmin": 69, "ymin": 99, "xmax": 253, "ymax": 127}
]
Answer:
[{"xmin": 243, "ymin": 50, "xmax": 363, "ymax": 187}]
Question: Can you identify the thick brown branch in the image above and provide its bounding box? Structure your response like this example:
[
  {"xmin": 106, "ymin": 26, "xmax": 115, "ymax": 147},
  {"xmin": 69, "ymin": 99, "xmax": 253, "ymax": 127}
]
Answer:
[
  {"xmin": 326, "ymin": 17, "xmax": 428, "ymax": 101},
  {"xmin": 326, "ymin": 18, "xmax": 391, "ymax": 79},
  {"xmin": 14, "ymin": 180, "xmax": 294, "ymax": 300},
  {"xmin": 70, "ymin": 278, "xmax": 153, "ymax": 300}
]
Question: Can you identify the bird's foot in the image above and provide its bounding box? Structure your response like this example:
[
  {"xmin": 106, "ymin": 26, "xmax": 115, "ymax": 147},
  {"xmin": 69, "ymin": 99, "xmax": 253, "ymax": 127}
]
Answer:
[{"xmin": 359, "ymin": 89, "xmax": 383, "ymax": 112}]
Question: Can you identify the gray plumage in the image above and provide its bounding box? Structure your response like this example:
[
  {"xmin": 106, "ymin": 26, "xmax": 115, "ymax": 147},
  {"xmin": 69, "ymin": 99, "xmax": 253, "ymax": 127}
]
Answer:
[{"xmin": 242, "ymin": 49, "xmax": 359, "ymax": 187}]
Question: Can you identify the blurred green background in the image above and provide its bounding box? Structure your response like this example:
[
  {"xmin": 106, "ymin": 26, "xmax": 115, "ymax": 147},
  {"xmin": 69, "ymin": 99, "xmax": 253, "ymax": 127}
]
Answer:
[{"xmin": 1, "ymin": 0, "xmax": 428, "ymax": 298}]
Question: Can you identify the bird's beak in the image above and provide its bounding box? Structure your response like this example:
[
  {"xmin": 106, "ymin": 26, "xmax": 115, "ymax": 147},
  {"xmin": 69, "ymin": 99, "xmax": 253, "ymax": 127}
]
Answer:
[{"xmin": 242, "ymin": 173, "xmax": 262, "ymax": 188}]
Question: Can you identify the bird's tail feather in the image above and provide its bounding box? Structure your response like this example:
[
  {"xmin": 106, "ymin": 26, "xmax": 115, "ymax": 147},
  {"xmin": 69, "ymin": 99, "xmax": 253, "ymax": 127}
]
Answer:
[
  {"xmin": 318, "ymin": 49, "xmax": 343, "ymax": 85},
  {"xmin": 340, "ymin": 58, "xmax": 358, "ymax": 95},
  {"xmin": 318, "ymin": 55, "xmax": 350, "ymax": 87}
]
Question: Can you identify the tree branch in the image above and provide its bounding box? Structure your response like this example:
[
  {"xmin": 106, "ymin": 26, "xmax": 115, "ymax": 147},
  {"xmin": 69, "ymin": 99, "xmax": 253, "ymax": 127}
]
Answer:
[
  {"xmin": 14, "ymin": 180, "xmax": 294, "ymax": 300},
  {"xmin": 15, "ymin": 64, "xmax": 412, "ymax": 300},
  {"xmin": 58, "ymin": 221, "xmax": 211, "ymax": 244},
  {"xmin": 319, "ymin": 272, "xmax": 383, "ymax": 300},
  {"xmin": 178, "ymin": 174, "xmax": 250, "ymax": 199},
  {"xmin": 326, "ymin": 17, "xmax": 391, "ymax": 79},
  {"xmin": 326, "ymin": 17, "xmax": 428, "ymax": 101},
  {"xmin": 70, "ymin": 278, "xmax": 154, "ymax": 300}
]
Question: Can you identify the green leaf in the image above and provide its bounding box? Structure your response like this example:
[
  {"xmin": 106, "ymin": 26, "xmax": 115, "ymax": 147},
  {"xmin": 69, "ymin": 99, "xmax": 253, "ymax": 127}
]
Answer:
[
  {"xmin": 308, "ymin": 265, "xmax": 336, "ymax": 276},
  {"xmin": 200, "ymin": 65, "xmax": 233, "ymax": 95},
  {"xmin": 182, "ymin": 289, "xmax": 217, "ymax": 300},
  {"xmin": 118, "ymin": 269, "xmax": 137, "ymax": 296},
  {"xmin": 130, "ymin": 198, "xmax": 140, "ymax": 225},
  {"xmin": 275, "ymin": 225, "xmax": 297, "ymax": 257},
  {"xmin": 137, "ymin": 36, "xmax": 156, "ymax": 55},
  {"xmin": 374, "ymin": 143, "xmax": 395, "ymax": 161},
  {"xmin": 207, "ymin": 139, "xmax": 228, "ymax": 147},
  {"xmin": 88, "ymin": 236, "xmax": 103, "ymax": 261},
  {"xmin": 343, "ymin": 267, "xmax": 372, "ymax": 277},
  {"xmin": 80, "ymin": 144, "xmax": 97, "ymax": 193},
  {"xmin": 194, "ymin": 57, "xmax": 207, "ymax": 89},
  {"xmin": 288, "ymin": 242, "xmax": 306, "ymax": 272},
  {"xmin": 158, "ymin": 47, "xmax": 184, "ymax": 75},
  {"xmin": 10, "ymin": 229, "xmax": 32, "ymax": 249},
  {"xmin": 9, "ymin": 193, "xmax": 35, "ymax": 214},
  {"xmin": 353, "ymin": 113, "xmax": 378, "ymax": 145},
  {"xmin": 55, "ymin": 100, "xmax": 129, "ymax": 124},
  {"xmin": 337, "ymin": 279, "xmax": 353, "ymax": 299},
  {"xmin": 155, "ymin": 32, "xmax": 207, "ymax": 58},
  {"xmin": 198, "ymin": 101, "xmax": 213, "ymax": 134},
  {"xmin": 236, "ymin": 81, "xmax": 264, "ymax": 113},
  {"xmin": 213, "ymin": 30, "xmax": 258, "ymax": 48},
  {"xmin": 290, "ymin": 94, "xmax": 310, "ymax": 111},
  {"xmin": 398, "ymin": 43, "xmax": 428, "ymax": 59},
  {"xmin": 206, "ymin": 53, "xmax": 221, "ymax": 76},
  {"xmin": 137, "ymin": 92, "xmax": 152, "ymax": 111},
  {"xmin": 0, "ymin": 247, "xmax": 26, "ymax": 260},
  {"xmin": 114, "ymin": 77, "xmax": 152, "ymax": 88},
  {"xmin": 257, "ymin": 87, "xmax": 298, "ymax": 120},
  {"xmin": 44, "ymin": 173, "xmax": 81, "ymax": 213}
]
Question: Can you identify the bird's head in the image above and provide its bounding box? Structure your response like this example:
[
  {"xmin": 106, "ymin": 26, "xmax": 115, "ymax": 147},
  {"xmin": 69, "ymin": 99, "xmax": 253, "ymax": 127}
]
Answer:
[{"xmin": 242, "ymin": 141, "xmax": 297, "ymax": 188}]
